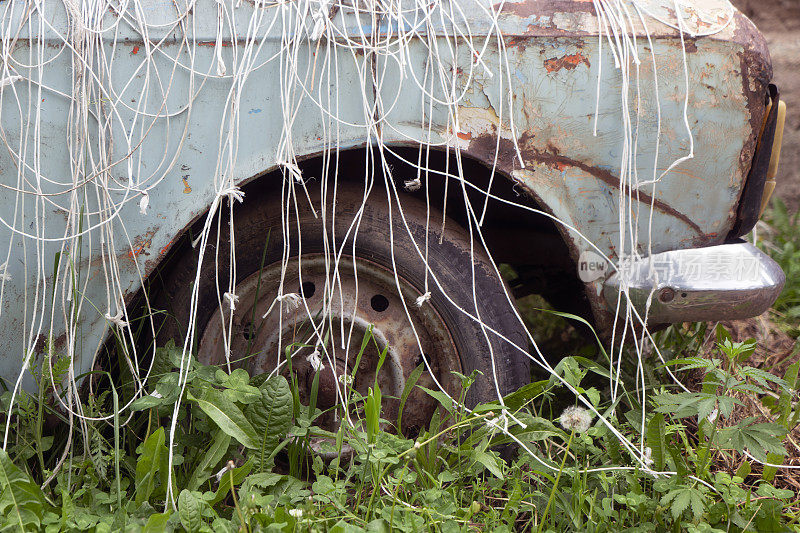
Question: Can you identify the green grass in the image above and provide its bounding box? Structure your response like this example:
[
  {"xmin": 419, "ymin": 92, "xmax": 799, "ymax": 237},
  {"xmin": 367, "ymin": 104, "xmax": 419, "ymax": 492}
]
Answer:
[
  {"xmin": 757, "ymin": 198, "xmax": 800, "ymax": 337},
  {"xmin": 2, "ymin": 323, "xmax": 800, "ymax": 532},
  {"xmin": 1, "ymin": 204, "xmax": 799, "ymax": 532}
]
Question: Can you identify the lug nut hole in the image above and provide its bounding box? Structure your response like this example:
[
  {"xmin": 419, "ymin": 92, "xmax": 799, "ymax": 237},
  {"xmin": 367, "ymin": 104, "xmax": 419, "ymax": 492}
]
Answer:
[
  {"xmin": 301, "ymin": 281, "xmax": 316, "ymax": 298},
  {"xmin": 370, "ymin": 294, "xmax": 389, "ymax": 312}
]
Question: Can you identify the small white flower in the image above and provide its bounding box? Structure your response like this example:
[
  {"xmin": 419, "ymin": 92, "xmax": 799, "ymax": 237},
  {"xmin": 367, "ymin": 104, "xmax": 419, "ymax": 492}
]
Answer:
[
  {"xmin": 223, "ymin": 291, "xmax": 239, "ymax": 311},
  {"xmin": 338, "ymin": 373, "xmax": 353, "ymax": 386},
  {"xmin": 288, "ymin": 509, "xmax": 303, "ymax": 518},
  {"xmin": 404, "ymin": 178, "xmax": 422, "ymax": 191},
  {"xmin": 413, "ymin": 441, "xmax": 422, "ymax": 449},
  {"xmin": 559, "ymin": 406, "xmax": 593, "ymax": 433},
  {"xmin": 139, "ymin": 191, "xmax": 149, "ymax": 215},
  {"xmin": 306, "ymin": 349, "xmax": 323, "ymax": 372},
  {"xmin": 707, "ymin": 408, "xmax": 718, "ymax": 424},
  {"xmin": 150, "ymin": 390, "xmax": 163, "ymax": 399},
  {"xmin": 415, "ymin": 291, "xmax": 431, "ymax": 307}
]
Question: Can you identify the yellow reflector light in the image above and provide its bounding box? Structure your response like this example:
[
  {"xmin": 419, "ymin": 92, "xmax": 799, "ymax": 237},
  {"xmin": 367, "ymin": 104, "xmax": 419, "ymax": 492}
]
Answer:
[{"xmin": 759, "ymin": 99, "xmax": 786, "ymax": 217}]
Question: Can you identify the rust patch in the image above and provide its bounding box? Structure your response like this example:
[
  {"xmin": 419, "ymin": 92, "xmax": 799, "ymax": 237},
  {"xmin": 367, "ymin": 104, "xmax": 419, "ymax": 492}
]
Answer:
[
  {"xmin": 683, "ymin": 38, "xmax": 698, "ymax": 53},
  {"xmin": 496, "ymin": 0, "xmax": 595, "ymax": 18},
  {"xmin": 456, "ymin": 131, "xmax": 472, "ymax": 141},
  {"xmin": 131, "ymin": 45, "xmax": 139, "ymax": 55},
  {"xmin": 197, "ymin": 41, "xmax": 233, "ymax": 47},
  {"xmin": 527, "ymin": 147, "xmax": 705, "ymax": 236},
  {"xmin": 544, "ymin": 52, "xmax": 589, "ymax": 72},
  {"xmin": 127, "ymin": 228, "xmax": 158, "ymax": 259},
  {"xmin": 467, "ymin": 133, "xmax": 704, "ymax": 238},
  {"xmin": 159, "ymin": 239, "xmax": 174, "ymax": 256}
]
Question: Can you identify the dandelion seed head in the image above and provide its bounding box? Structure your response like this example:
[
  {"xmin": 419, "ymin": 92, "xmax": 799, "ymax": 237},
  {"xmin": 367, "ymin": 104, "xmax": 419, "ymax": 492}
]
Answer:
[{"xmin": 559, "ymin": 405, "xmax": 593, "ymax": 433}]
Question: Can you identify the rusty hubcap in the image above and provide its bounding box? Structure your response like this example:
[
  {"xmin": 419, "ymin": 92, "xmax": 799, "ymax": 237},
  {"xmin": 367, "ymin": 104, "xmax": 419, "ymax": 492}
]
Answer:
[{"xmin": 198, "ymin": 254, "xmax": 460, "ymax": 435}]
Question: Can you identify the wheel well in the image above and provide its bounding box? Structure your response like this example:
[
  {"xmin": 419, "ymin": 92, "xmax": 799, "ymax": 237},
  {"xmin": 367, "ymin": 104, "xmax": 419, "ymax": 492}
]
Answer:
[
  {"xmin": 233, "ymin": 145, "xmax": 590, "ymax": 318},
  {"xmin": 128, "ymin": 144, "xmax": 594, "ymax": 375}
]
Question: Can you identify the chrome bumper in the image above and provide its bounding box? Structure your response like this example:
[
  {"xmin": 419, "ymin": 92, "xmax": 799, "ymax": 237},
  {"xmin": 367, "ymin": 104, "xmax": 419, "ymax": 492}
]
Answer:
[{"xmin": 603, "ymin": 243, "xmax": 785, "ymax": 324}]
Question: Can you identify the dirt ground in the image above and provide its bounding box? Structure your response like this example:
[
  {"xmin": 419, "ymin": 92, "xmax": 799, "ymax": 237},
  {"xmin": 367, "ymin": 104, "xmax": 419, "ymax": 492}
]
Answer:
[{"xmin": 732, "ymin": 0, "xmax": 800, "ymax": 213}]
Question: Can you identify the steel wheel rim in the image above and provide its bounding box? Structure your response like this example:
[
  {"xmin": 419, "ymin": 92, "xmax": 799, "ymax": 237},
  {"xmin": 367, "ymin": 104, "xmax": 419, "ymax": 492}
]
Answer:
[{"xmin": 198, "ymin": 253, "xmax": 460, "ymax": 436}]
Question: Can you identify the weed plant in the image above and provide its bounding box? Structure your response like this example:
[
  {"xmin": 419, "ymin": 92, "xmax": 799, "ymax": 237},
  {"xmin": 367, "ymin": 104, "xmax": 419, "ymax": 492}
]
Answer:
[
  {"xmin": 1, "ymin": 322, "xmax": 800, "ymax": 532},
  {"xmin": 1, "ymin": 205, "xmax": 799, "ymax": 531}
]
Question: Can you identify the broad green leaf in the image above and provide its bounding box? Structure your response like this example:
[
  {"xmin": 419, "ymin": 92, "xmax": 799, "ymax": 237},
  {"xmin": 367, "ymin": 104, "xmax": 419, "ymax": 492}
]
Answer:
[
  {"xmin": 142, "ymin": 511, "xmax": 171, "ymax": 533},
  {"xmin": 0, "ymin": 449, "xmax": 46, "ymax": 532},
  {"xmin": 365, "ymin": 386, "xmax": 381, "ymax": 443},
  {"xmin": 245, "ymin": 375, "xmax": 292, "ymax": 467},
  {"xmin": 717, "ymin": 420, "xmax": 787, "ymax": 462},
  {"xmin": 661, "ymin": 487, "xmax": 704, "ymax": 520},
  {"xmin": 151, "ymin": 339, "xmax": 180, "ymax": 378},
  {"xmin": 473, "ymin": 450, "xmax": 504, "ymax": 479},
  {"xmin": 216, "ymin": 368, "xmax": 260, "ymax": 404},
  {"xmin": 188, "ymin": 430, "xmax": 232, "ymax": 491},
  {"xmin": 502, "ymin": 380, "xmax": 548, "ymax": 412},
  {"xmin": 756, "ymin": 482, "xmax": 795, "ymax": 501},
  {"xmin": 397, "ymin": 364, "xmax": 425, "ymax": 433},
  {"xmin": 739, "ymin": 367, "xmax": 788, "ymax": 389},
  {"xmin": 646, "ymin": 413, "xmax": 666, "ymax": 472},
  {"xmin": 665, "ymin": 357, "xmax": 715, "ymax": 373},
  {"xmin": 419, "ymin": 386, "xmax": 453, "ymax": 413},
  {"xmin": 550, "ymin": 357, "xmax": 587, "ymax": 389},
  {"xmin": 715, "ymin": 324, "xmax": 732, "ymax": 345},
  {"xmin": 135, "ymin": 427, "xmax": 165, "ymax": 505},
  {"xmin": 190, "ymin": 388, "xmax": 260, "ymax": 449},
  {"xmin": 178, "ymin": 490, "xmax": 204, "ymax": 533},
  {"xmin": 207, "ymin": 459, "xmax": 253, "ymax": 506},
  {"xmin": 762, "ymin": 452, "xmax": 782, "ymax": 482},
  {"xmin": 130, "ymin": 394, "xmax": 165, "ymax": 412},
  {"xmin": 735, "ymin": 460, "xmax": 751, "ymax": 480}
]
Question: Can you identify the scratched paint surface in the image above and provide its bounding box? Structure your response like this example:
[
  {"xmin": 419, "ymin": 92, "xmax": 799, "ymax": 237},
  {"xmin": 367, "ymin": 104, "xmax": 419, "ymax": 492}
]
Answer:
[{"xmin": 0, "ymin": 0, "xmax": 769, "ymax": 387}]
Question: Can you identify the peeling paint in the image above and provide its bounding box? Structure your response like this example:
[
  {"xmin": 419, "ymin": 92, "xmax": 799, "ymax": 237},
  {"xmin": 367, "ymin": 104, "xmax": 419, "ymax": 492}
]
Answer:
[{"xmin": 544, "ymin": 52, "xmax": 589, "ymax": 72}]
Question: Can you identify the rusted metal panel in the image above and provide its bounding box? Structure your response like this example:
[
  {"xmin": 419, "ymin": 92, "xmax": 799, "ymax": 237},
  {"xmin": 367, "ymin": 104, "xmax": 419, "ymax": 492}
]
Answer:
[{"xmin": 0, "ymin": 0, "xmax": 771, "ymax": 387}]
